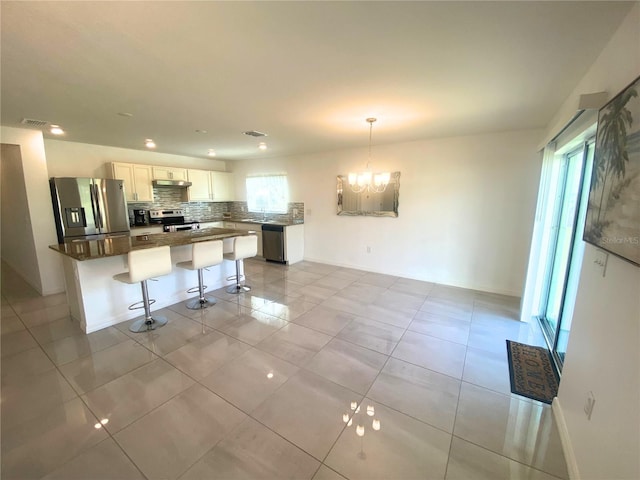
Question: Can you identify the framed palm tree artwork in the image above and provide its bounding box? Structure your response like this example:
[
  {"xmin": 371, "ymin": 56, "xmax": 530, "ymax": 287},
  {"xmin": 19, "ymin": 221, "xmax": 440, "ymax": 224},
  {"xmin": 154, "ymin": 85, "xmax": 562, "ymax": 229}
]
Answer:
[{"xmin": 584, "ymin": 75, "xmax": 640, "ymax": 266}]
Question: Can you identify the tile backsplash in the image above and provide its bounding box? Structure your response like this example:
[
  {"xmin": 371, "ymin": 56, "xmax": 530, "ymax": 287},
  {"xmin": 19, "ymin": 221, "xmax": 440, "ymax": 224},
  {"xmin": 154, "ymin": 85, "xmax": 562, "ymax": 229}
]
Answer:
[
  {"xmin": 229, "ymin": 201, "xmax": 305, "ymax": 224},
  {"xmin": 129, "ymin": 187, "xmax": 304, "ymax": 224}
]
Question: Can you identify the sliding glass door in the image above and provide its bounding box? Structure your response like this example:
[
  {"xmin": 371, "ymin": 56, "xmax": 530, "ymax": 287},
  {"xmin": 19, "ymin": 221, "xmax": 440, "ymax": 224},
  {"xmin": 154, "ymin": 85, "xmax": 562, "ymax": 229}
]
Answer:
[{"xmin": 539, "ymin": 140, "xmax": 594, "ymax": 369}]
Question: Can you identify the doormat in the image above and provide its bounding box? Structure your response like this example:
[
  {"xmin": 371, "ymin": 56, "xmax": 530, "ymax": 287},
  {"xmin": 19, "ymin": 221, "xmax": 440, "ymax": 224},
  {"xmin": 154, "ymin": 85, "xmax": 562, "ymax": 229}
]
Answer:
[{"xmin": 506, "ymin": 340, "xmax": 559, "ymax": 404}]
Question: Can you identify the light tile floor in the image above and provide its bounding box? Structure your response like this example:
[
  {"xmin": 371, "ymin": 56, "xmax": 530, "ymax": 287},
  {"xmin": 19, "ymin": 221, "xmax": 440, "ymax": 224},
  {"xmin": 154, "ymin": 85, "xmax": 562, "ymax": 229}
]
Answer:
[{"xmin": 1, "ymin": 259, "xmax": 568, "ymax": 480}]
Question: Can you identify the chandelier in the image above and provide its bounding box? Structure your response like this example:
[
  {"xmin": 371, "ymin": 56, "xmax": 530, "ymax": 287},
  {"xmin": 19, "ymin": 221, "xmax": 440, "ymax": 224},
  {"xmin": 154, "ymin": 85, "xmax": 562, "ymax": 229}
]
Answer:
[{"xmin": 348, "ymin": 118, "xmax": 391, "ymax": 193}]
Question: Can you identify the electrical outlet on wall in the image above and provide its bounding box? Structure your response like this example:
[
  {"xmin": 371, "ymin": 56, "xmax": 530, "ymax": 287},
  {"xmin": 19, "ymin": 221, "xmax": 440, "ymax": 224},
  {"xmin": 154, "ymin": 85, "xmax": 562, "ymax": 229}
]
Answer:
[{"xmin": 594, "ymin": 249, "xmax": 609, "ymax": 277}]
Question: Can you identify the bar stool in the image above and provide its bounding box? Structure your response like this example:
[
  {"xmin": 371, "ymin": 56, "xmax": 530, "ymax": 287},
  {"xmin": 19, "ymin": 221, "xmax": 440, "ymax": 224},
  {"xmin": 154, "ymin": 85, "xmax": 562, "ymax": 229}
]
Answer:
[
  {"xmin": 176, "ymin": 240, "xmax": 223, "ymax": 309},
  {"xmin": 224, "ymin": 234, "xmax": 258, "ymax": 294},
  {"xmin": 113, "ymin": 245, "xmax": 172, "ymax": 333}
]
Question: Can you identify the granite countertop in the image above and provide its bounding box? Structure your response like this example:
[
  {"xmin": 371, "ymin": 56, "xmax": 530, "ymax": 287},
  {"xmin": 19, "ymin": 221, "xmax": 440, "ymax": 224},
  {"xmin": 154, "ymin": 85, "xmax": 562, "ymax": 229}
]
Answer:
[{"xmin": 49, "ymin": 227, "xmax": 251, "ymax": 261}]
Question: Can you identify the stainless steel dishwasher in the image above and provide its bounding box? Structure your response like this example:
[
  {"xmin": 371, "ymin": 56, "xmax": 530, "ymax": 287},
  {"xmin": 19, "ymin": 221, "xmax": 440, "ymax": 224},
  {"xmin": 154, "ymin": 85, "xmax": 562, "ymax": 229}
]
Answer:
[{"xmin": 262, "ymin": 224, "xmax": 285, "ymax": 263}]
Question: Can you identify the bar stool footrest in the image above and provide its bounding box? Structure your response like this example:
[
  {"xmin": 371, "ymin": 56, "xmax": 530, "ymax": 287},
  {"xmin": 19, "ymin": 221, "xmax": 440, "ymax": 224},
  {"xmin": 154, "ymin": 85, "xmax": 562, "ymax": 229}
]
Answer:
[
  {"xmin": 128, "ymin": 298, "xmax": 156, "ymax": 311},
  {"xmin": 226, "ymin": 274, "xmax": 245, "ymax": 282},
  {"xmin": 186, "ymin": 285, "xmax": 208, "ymax": 294}
]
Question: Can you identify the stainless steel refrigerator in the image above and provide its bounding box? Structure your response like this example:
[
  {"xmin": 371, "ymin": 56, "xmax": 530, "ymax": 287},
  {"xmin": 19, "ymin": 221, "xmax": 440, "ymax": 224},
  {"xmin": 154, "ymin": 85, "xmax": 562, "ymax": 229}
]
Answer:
[{"xmin": 50, "ymin": 177, "xmax": 130, "ymax": 243}]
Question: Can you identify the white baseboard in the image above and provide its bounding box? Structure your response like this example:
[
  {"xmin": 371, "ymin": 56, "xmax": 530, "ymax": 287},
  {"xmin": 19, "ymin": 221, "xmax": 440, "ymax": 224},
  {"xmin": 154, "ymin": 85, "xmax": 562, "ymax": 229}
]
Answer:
[
  {"xmin": 552, "ymin": 397, "xmax": 580, "ymax": 479},
  {"xmin": 302, "ymin": 255, "xmax": 522, "ymax": 297}
]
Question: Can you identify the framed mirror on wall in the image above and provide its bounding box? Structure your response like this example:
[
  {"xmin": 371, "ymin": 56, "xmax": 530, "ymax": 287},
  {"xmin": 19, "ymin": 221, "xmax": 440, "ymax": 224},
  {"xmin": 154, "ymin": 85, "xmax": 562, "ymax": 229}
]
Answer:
[{"xmin": 337, "ymin": 172, "xmax": 400, "ymax": 217}]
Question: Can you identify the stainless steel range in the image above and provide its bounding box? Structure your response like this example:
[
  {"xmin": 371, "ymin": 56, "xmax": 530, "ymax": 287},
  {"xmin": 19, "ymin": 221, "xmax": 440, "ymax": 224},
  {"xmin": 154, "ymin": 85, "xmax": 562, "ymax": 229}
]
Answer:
[{"xmin": 149, "ymin": 209, "xmax": 200, "ymax": 232}]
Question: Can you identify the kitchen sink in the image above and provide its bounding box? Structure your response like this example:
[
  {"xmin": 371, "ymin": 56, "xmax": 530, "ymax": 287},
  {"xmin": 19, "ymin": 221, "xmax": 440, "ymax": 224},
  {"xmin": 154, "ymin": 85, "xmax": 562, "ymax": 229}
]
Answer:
[{"xmin": 239, "ymin": 219, "xmax": 278, "ymax": 224}]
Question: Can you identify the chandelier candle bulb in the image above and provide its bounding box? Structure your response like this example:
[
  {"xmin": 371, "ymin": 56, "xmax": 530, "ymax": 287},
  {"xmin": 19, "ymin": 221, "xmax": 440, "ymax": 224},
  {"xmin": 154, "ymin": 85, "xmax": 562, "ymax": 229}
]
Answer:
[
  {"xmin": 366, "ymin": 405, "xmax": 375, "ymax": 416},
  {"xmin": 356, "ymin": 425, "xmax": 365, "ymax": 437},
  {"xmin": 348, "ymin": 118, "xmax": 391, "ymax": 194},
  {"xmin": 372, "ymin": 419, "xmax": 381, "ymax": 431}
]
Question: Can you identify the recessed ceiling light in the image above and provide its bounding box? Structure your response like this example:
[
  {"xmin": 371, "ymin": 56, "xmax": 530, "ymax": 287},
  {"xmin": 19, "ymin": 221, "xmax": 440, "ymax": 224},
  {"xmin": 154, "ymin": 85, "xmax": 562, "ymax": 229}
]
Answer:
[
  {"xmin": 117, "ymin": 112, "xmax": 133, "ymax": 117},
  {"xmin": 258, "ymin": 142, "xmax": 267, "ymax": 150},
  {"xmin": 49, "ymin": 124, "xmax": 64, "ymax": 135},
  {"xmin": 145, "ymin": 139, "xmax": 156, "ymax": 149},
  {"xmin": 207, "ymin": 149, "xmax": 216, "ymax": 157}
]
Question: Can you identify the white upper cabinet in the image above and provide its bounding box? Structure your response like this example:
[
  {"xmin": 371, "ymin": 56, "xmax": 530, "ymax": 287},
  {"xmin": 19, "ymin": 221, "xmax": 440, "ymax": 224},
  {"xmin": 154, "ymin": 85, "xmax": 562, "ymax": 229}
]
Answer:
[
  {"xmin": 187, "ymin": 169, "xmax": 213, "ymax": 201},
  {"xmin": 111, "ymin": 162, "xmax": 154, "ymax": 202},
  {"xmin": 152, "ymin": 166, "xmax": 188, "ymax": 181},
  {"xmin": 211, "ymin": 171, "xmax": 234, "ymax": 201},
  {"xmin": 110, "ymin": 162, "xmax": 231, "ymax": 203},
  {"xmin": 186, "ymin": 170, "xmax": 234, "ymax": 202}
]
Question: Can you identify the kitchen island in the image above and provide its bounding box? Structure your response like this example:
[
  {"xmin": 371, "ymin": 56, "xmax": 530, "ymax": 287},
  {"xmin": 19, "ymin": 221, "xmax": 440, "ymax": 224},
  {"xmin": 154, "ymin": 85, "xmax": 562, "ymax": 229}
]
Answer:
[{"xmin": 49, "ymin": 227, "xmax": 255, "ymax": 333}]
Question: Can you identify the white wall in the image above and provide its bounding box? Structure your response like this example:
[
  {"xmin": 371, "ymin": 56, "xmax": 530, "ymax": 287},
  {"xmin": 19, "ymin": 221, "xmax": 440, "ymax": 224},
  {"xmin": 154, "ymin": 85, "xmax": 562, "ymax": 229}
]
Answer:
[
  {"xmin": 0, "ymin": 127, "xmax": 64, "ymax": 295},
  {"xmin": 1, "ymin": 144, "xmax": 41, "ymax": 290},
  {"xmin": 44, "ymin": 139, "xmax": 228, "ymax": 177},
  {"xmin": 231, "ymin": 128, "xmax": 542, "ymax": 296},
  {"xmin": 549, "ymin": 5, "xmax": 640, "ymax": 479}
]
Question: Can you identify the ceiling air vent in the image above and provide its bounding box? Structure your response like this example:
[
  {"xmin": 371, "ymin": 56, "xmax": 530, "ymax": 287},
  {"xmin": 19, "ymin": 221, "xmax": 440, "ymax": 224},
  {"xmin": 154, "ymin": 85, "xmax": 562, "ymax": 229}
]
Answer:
[
  {"xmin": 20, "ymin": 118, "xmax": 49, "ymax": 127},
  {"xmin": 243, "ymin": 130, "xmax": 267, "ymax": 137}
]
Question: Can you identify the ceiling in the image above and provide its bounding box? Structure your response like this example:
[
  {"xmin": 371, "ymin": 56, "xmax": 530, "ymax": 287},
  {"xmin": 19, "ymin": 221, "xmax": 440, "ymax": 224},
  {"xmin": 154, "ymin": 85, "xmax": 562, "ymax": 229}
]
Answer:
[{"xmin": 0, "ymin": 1, "xmax": 634, "ymax": 161}]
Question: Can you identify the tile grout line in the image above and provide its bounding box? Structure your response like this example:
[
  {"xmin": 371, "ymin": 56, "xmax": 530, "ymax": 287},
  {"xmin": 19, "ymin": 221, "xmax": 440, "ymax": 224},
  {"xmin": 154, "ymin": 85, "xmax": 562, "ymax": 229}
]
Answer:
[{"xmin": 3, "ymin": 262, "xmax": 562, "ymax": 480}]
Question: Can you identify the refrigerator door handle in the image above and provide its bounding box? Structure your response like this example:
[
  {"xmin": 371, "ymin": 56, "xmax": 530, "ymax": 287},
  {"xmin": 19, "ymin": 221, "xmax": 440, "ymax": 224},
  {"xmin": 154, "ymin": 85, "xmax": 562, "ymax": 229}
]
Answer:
[{"xmin": 91, "ymin": 183, "xmax": 103, "ymax": 230}]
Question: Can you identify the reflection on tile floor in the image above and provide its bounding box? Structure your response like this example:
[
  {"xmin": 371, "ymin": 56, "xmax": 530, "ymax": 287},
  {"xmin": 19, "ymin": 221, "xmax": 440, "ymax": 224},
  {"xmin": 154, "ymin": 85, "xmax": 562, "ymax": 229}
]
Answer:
[{"xmin": 1, "ymin": 259, "xmax": 568, "ymax": 480}]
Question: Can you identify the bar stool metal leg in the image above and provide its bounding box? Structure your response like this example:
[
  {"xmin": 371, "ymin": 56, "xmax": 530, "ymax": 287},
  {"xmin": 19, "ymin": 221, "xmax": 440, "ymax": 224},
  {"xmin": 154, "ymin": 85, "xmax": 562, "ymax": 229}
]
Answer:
[
  {"xmin": 226, "ymin": 259, "xmax": 251, "ymax": 294},
  {"xmin": 129, "ymin": 280, "xmax": 168, "ymax": 333},
  {"xmin": 185, "ymin": 268, "xmax": 217, "ymax": 309}
]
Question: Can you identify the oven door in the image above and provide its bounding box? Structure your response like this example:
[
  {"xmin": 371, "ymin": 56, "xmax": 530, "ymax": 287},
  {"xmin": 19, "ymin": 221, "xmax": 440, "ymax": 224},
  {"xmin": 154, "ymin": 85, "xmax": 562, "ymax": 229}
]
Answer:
[{"xmin": 163, "ymin": 224, "xmax": 199, "ymax": 232}]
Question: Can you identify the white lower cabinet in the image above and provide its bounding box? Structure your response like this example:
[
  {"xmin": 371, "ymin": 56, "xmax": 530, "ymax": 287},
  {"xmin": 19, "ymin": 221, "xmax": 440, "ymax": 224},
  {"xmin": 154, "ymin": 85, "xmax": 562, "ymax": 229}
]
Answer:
[{"xmin": 284, "ymin": 224, "xmax": 304, "ymax": 264}]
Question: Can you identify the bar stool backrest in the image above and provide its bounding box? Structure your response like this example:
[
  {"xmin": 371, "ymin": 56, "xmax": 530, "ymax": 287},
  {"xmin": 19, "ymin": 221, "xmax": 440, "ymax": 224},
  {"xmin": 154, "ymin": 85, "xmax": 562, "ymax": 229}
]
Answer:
[
  {"xmin": 230, "ymin": 235, "xmax": 258, "ymax": 260},
  {"xmin": 128, "ymin": 246, "xmax": 172, "ymax": 283},
  {"xmin": 192, "ymin": 240, "xmax": 223, "ymax": 269}
]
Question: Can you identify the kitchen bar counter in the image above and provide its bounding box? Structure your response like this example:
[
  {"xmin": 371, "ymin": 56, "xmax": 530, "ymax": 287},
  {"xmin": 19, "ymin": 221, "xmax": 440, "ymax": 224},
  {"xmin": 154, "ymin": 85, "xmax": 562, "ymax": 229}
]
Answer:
[
  {"xmin": 49, "ymin": 227, "xmax": 255, "ymax": 334},
  {"xmin": 129, "ymin": 218, "xmax": 304, "ymax": 231},
  {"xmin": 49, "ymin": 227, "xmax": 248, "ymax": 261}
]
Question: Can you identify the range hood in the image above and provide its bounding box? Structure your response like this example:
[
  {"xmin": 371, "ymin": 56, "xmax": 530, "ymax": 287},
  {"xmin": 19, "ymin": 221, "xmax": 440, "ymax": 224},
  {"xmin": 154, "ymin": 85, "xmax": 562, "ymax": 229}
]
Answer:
[{"xmin": 152, "ymin": 179, "xmax": 192, "ymax": 187}]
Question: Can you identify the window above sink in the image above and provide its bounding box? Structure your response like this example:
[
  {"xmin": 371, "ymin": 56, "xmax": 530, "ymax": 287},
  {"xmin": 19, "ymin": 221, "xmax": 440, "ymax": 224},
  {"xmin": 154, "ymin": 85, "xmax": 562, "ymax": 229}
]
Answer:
[{"xmin": 246, "ymin": 174, "xmax": 288, "ymax": 214}]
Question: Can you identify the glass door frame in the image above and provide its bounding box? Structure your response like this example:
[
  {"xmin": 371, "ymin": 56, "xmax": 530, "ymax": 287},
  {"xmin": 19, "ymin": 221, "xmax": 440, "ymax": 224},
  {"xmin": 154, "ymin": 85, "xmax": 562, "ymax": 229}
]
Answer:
[{"xmin": 537, "ymin": 139, "xmax": 593, "ymax": 371}]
